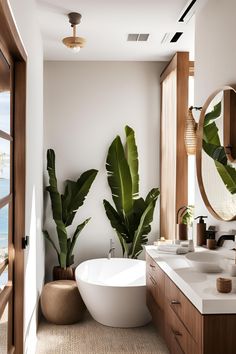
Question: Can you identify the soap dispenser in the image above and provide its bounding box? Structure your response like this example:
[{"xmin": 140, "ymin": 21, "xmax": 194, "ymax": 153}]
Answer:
[{"xmin": 195, "ymin": 216, "xmax": 207, "ymax": 246}]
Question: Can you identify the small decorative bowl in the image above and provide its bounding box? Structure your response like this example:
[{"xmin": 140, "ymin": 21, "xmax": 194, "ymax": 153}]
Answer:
[{"xmin": 216, "ymin": 277, "xmax": 232, "ymax": 293}]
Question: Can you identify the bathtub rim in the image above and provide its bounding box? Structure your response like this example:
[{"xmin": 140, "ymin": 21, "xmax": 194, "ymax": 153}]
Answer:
[{"xmin": 75, "ymin": 257, "xmax": 147, "ymax": 288}]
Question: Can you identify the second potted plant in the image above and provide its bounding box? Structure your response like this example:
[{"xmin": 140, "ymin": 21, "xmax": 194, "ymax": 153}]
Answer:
[{"xmin": 44, "ymin": 149, "xmax": 98, "ymax": 280}]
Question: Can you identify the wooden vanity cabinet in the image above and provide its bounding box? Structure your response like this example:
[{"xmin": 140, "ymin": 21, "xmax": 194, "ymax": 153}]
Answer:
[
  {"xmin": 146, "ymin": 254, "xmax": 165, "ymax": 337},
  {"xmin": 146, "ymin": 253, "xmax": 236, "ymax": 354},
  {"xmin": 164, "ymin": 275, "xmax": 202, "ymax": 354}
]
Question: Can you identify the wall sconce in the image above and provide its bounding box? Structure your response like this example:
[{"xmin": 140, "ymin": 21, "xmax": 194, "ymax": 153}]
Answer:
[
  {"xmin": 184, "ymin": 106, "xmax": 201, "ymax": 155},
  {"xmin": 62, "ymin": 12, "xmax": 86, "ymax": 53}
]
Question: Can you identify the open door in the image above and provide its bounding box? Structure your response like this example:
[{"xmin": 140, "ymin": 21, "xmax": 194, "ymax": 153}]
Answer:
[{"xmin": 0, "ymin": 1, "xmax": 27, "ymax": 353}]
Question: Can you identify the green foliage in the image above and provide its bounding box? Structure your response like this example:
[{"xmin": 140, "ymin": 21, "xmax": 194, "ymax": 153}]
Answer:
[
  {"xmin": 104, "ymin": 126, "xmax": 160, "ymax": 259},
  {"xmin": 203, "ymin": 101, "xmax": 236, "ymax": 194},
  {"xmin": 215, "ymin": 161, "xmax": 236, "ymax": 194},
  {"xmin": 181, "ymin": 205, "xmax": 194, "ymax": 226},
  {"xmin": 44, "ymin": 149, "xmax": 98, "ymax": 268}
]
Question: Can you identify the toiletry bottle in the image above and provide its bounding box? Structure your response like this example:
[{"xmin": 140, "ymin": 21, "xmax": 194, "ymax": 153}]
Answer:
[
  {"xmin": 206, "ymin": 226, "xmax": 216, "ymax": 249},
  {"xmin": 194, "ymin": 216, "xmax": 207, "ymax": 246}
]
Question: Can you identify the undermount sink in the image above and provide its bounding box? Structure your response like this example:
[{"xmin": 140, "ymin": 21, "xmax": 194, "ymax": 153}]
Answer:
[
  {"xmin": 185, "ymin": 251, "xmax": 226, "ymax": 273},
  {"xmin": 164, "ymin": 257, "xmax": 190, "ymax": 270}
]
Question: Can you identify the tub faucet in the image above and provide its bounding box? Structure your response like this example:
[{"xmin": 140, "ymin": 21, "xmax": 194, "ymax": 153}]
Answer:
[{"xmin": 108, "ymin": 239, "xmax": 115, "ymax": 259}]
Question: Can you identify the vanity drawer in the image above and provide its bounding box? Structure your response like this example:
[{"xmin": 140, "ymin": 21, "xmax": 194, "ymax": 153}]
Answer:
[
  {"xmin": 165, "ymin": 303, "xmax": 201, "ymax": 354},
  {"xmin": 165, "ymin": 275, "xmax": 202, "ymax": 345},
  {"xmin": 147, "ymin": 290, "xmax": 165, "ymax": 337},
  {"xmin": 146, "ymin": 254, "xmax": 165, "ymax": 310}
]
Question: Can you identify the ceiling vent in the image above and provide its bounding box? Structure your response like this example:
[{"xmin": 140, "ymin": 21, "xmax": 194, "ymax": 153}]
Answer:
[
  {"xmin": 127, "ymin": 33, "xmax": 149, "ymax": 42},
  {"xmin": 161, "ymin": 32, "xmax": 183, "ymax": 44},
  {"xmin": 178, "ymin": 0, "xmax": 197, "ymax": 23},
  {"xmin": 170, "ymin": 32, "xmax": 183, "ymax": 42}
]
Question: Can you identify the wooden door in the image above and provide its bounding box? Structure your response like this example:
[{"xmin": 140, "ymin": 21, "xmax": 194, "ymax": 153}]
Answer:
[
  {"xmin": 0, "ymin": 1, "xmax": 27, "ymax": 353},
  {"xmin": 0, "ymin": 47, "xmax": 14, "ymax": 353}
]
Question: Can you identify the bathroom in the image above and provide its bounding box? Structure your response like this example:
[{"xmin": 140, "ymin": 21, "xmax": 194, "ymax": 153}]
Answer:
[{"xmin": 0, "ymin": 0, "xmax": 236, "ymax": 353}]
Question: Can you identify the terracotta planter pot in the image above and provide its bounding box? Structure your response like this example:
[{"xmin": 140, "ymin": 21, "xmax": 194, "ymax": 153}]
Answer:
[
  {"xmin": 176, "ymin": 223, "xmax": 187, "ymax": 240},
  {"xmin": 53, "ymin": 266, "xmax": 75, "ymax": 281}
]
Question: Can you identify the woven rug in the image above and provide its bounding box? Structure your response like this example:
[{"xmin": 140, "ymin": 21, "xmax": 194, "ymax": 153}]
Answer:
[
  {"xmin": 36, "ymin": 312, "xmax": 169, "ymax": 354},
  {"xmin": 0, "ymin": 322, "xmax": 7, "ymax": 352}
]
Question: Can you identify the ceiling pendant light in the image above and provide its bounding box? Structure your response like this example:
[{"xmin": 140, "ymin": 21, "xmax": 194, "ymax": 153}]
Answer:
[{"xmin": 62, "ymin": 12, "xmax": 85, "ymax": 53}]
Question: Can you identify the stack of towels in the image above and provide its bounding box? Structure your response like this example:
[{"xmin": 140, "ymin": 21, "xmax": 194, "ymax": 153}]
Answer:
[{"xmin": 156, "ymin": 244, "xmax": 190, "ymax": 254}]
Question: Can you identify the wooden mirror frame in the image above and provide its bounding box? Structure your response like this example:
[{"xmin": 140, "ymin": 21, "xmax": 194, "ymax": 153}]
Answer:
[{"xmin": 196, "ymin": 85, "xmax": 236, "ymax": 221}]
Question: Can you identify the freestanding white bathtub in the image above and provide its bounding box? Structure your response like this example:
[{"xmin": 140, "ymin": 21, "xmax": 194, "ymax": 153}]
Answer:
[{"xmin": 75, "ymin": 258, "xmax": 151, "ymax": 328}]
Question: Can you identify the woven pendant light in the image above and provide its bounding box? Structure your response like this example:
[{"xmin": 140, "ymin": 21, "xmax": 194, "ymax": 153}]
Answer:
[{"xmin": 184, "ymin": 106, "xmax": 198, "ymax": 155}]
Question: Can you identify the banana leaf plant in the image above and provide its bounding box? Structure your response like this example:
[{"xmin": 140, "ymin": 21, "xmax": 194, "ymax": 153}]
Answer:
[
  {"xmin": 203, "ymin": 101, "xmax": 236, "ymax": 194},
  {"xmin": 44, "ymin": 149, "xmax": 98, "ymax": 269},
  {"xmin": 103, "ymin": 126, "xmax": 160, "ymax": 259}
]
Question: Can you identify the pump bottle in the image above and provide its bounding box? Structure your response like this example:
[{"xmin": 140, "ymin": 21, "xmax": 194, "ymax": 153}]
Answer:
[{"xmin": 195, "ymin": 216, "xmax": 207, "ymax": 246}]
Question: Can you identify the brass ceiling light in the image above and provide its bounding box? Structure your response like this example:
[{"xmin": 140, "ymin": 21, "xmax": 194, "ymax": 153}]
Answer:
[{"xmin": 62, "ymin": 12, "xmax": 86, "ymax": 53}]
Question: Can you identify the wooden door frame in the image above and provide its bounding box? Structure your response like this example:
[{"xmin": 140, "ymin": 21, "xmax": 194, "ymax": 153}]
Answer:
[
  {"xmin": 0, "ymin": 1, "xmax": 27, "ymax": 353},
  {"xmin": 160, "ymin": 52, "xmax": 191, "ymax": 239}
]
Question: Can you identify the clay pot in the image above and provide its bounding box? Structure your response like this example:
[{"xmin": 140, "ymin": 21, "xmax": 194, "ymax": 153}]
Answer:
[
  {"xmin": 176, "ymin": 223, "xmax": 187, "ymax": 240},
  {"xmin": 53, "ymin": 266, "xmax": 75, "ymax": 281},
  {"xmin": 216, "ymin": 277, "xmax": 232, "ymax": 293}
]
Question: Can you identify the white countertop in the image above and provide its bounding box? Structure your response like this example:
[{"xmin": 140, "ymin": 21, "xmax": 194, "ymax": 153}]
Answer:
[{"xmin": 146, "ymin": 245, "xmax": 236, "ymax": 314}]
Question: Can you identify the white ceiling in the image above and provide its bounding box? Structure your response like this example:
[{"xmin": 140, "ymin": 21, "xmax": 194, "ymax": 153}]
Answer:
[{"xmin": 37, "ymin": 0, "xmax": 203, "ymax": 61}]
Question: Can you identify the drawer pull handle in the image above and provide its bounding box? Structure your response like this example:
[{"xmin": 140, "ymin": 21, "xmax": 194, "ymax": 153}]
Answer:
[
  {"xmin": 149, "ymin": 276, "xmax": 156, "ymax": 285},
  {"xmin": 150, "ymin": 264, "xmax": 155, "ymax": 268},
  {"xmin": 173, "ymin": 330, "xmax": 182, "ymax": 337},
  {"xmin": 171, "ymin": 300, "xmax": 180, "ymax": 305}
]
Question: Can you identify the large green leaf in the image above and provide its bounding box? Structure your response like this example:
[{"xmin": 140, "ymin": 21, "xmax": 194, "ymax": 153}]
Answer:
[
  {"xmin": 47, "ymin": 149, "xmax": 58, "ymax": 189},
  {"xmin": 203, "ymin": 122, "xmax": 220, "ymax": 145},
  {"xmin": 145, "ymin": 188, "xmax": 160, "ymax": 205},
  {"xmin": 46, "ymin": 149, "xmax": 68, "ymax": 267},
  {"xmin": 215, "ymin": 161, "xmax": 236, "ymax": 194},
  {"xmin": 116, "ymin": 231, "xmax": 129, "ymax": 256},
  {"xmin": 103, "ymin": 199, "xmax": 129, "ymax": 242},
  {"xmin": 62, "ymin": 169, "xmax": 98, "ymax": 226},
  {"xmin": 131, "ymin": 201, "xmax": 156, "ymax": 259},
  {"xmin": 61, "ymin": 180, "xmax": 75, "ymax": 224},
  {"xmin": 46, "ymin": 149, "xmax": 63, "ymax": 222},
  {"xmin": 132, "ymin": 198, "xmax": 146, "ymax": 235},
  {"xmin": 56, "ymin": 220, "xmax": 68, "ymax": 268},
  {"xmin": 67, "ymin": 218, "xmax": 91, "ymax": 266},
  {"xmin": 125, "ymin": 126, "xmax": 139, "ymax": 199},
  {"xmin": 202, "ymin": 142, "xmax": 227, "ymax": 165},
  {"xmin": 204, "ymin": 101, "xmax": 221, "ymax": 126},
  {"xmin": 43, "ymin": 230, "xmax": 60, "ymax": 265},
  {"xmin": 106, "ymin": 136, "xmax": 133, "ymax": 219}
]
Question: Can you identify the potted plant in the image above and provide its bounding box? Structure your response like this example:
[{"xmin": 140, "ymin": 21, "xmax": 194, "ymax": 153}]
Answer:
[
  {"xmin": 44, "ymin": 149, "xmax": 98, "ymax": 280},
  {"xmin": 176, "ymin": 205, "xmax": 194, "ymax": 240},
  {"xmin": 103, "ymin": 126, "xmax": 160, "ymax": 259}
]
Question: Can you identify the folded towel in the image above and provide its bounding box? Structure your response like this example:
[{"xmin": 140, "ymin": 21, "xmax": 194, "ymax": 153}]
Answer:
[{"xmin": 156, "ymin": 244, "xmax": 189, "ymax": 255}]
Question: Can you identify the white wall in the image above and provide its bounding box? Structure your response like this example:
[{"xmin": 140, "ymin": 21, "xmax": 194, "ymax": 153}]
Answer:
[
  {"xmin": 9, "ymin": 1, "xmax": 44, "ymax": 353},
  {"xmin": 44, "ymin": 61, "xmax": 164, "ymax": 277},
  {"xmin": 194, "ymin": 0, "xmax": 236, "ymax": 233}
]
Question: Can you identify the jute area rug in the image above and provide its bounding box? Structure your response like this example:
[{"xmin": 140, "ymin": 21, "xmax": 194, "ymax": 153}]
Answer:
[{"xmin": 36, "ymin": 312, "xmax": 169, "ymax": 354}]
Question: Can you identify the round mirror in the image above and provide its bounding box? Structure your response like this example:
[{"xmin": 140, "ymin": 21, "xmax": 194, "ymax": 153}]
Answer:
[{"xmin": 196, "ymin": 86, "xmax": 236, "ymax": 221}]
